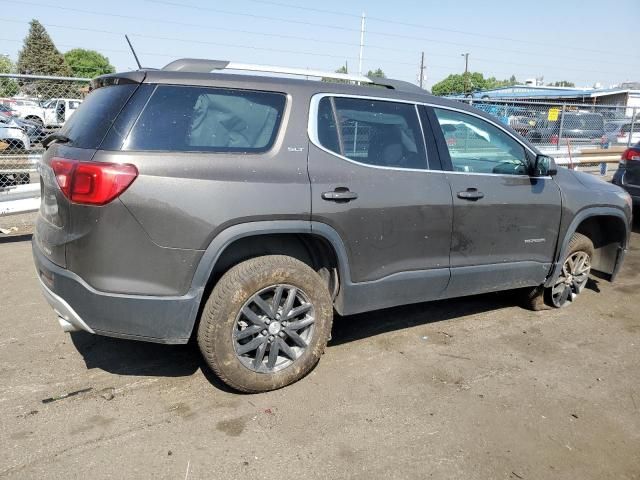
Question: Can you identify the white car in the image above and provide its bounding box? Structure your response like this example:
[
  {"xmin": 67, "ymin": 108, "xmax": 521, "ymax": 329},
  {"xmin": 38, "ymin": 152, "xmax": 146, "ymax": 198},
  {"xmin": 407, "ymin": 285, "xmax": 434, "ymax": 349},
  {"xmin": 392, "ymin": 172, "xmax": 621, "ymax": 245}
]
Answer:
[
  {"xmin": 0, "ymin": 115, "xmax": 31, "ymax": 151},
  {"xmin": 17, "ymin": 98, "xmax": 82, "ymax": 127},
  {"xmin": 604, "ymin": 120, "xmax": 640, "ymax": 146}
]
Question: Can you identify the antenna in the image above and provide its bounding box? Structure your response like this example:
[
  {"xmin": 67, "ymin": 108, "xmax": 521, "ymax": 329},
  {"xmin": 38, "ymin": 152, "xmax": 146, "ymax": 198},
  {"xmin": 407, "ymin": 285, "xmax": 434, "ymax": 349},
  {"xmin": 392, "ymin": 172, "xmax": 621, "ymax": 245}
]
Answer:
[{"xmin": 125, "ymin": 35, "xmax": 142, "ymax": 70}]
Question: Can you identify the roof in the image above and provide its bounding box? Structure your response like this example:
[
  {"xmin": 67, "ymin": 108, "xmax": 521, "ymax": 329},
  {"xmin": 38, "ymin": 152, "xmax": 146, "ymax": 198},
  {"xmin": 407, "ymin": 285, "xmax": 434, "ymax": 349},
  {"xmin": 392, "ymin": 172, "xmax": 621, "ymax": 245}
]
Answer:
[{"xmin": 449, "ymin": 84, "xmax": 640, "ymax": 100}]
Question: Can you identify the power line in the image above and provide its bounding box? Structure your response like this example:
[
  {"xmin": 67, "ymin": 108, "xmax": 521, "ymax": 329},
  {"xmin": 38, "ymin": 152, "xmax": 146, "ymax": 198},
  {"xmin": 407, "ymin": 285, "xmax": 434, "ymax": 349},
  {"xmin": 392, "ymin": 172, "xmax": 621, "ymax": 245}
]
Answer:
[
  {"xmin": 0, "ymin": 0, "xmax": 635, "ymax": 69},
  {"xmin": 142, "ymin": 0, "xmax": 638, "ymax": 65},
  {"xmin": 2, "ymin": 16, "xmax": 628, "ymax": 79},
  {"xmin": 0, "ymin": 0, "xmax": 471, "ymax": 58},
  {"xmin": 171, "ymin": 0, "xmax": 638, "ymax": 58}
]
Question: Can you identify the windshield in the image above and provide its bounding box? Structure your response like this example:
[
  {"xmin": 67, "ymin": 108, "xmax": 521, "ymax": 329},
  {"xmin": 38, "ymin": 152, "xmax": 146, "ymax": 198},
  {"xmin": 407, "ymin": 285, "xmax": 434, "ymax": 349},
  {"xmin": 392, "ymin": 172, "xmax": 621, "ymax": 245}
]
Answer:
[{"xmin": 41, "ymin": 99, "xmax": 55, "ymax": 108}]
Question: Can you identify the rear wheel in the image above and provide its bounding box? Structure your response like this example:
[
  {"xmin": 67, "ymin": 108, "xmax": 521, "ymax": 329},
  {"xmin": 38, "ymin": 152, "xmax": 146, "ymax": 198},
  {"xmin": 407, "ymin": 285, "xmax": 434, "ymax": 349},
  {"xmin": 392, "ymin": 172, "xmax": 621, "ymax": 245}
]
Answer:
[
  {"xmin": 197, "ymin": 255, "xmax": 333, "ymax": 392},
  {"xmin": 522, "ymin": 233, "xmax": 594, "ymax": 310}
]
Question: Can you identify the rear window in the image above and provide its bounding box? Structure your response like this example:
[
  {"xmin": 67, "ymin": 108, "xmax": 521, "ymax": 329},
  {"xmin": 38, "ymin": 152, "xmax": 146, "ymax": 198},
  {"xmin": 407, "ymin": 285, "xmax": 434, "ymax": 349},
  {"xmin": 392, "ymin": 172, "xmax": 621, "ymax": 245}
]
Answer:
[
  {"xmin": 124, "ymin": 86, "xmax": 286, "ymax": 153},
  {"xmin": 60, "ymin": 84, "xmax": 138, "ymax": 149},
  {"xmin": 563, "ymin": 114, "xmax": 604, "ymax": 130}
]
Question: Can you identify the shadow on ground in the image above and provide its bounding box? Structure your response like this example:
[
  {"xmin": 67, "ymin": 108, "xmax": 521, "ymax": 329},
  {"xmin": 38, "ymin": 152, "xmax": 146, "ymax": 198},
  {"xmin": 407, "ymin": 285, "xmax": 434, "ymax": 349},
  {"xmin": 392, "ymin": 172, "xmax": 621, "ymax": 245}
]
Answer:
[{"xmin": 69, "ymin": 290, "xmax": 520, "ymax": 390}]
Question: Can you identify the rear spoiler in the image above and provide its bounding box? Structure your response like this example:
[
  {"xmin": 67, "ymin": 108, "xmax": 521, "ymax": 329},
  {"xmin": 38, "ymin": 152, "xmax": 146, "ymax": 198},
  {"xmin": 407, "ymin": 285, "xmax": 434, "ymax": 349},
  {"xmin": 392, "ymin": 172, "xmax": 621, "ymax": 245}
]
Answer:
[{"xmin": 91, "ymin": 71, "xmax": 147, "ymax": 91}]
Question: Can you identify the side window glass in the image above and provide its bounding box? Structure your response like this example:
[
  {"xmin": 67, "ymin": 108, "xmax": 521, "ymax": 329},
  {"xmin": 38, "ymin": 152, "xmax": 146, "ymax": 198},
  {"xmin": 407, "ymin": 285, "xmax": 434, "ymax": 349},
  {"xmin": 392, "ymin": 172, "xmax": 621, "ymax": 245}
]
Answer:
[
  {"xmin": 317, "ymin": 96, "xmax": 427, "ymax": 170},
  {"xmin": 125, "ymin": 86, "xmax": 286, "ymax": 153},
  {"xmin": 317, "ymin": 97, "xmax": 340, "ymax": 154},
  {"xmin": 433, "ymin": 108, "xmax": 528, "ymax": 175}
]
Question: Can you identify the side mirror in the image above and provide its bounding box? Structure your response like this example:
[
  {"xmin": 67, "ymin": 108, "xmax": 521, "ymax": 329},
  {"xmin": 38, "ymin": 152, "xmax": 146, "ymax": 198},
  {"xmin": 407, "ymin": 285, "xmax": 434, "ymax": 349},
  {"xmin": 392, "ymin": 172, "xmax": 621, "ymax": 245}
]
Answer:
[{"xmin": 532, "ymin": 154, "xmax": 558, "ymax": 177}]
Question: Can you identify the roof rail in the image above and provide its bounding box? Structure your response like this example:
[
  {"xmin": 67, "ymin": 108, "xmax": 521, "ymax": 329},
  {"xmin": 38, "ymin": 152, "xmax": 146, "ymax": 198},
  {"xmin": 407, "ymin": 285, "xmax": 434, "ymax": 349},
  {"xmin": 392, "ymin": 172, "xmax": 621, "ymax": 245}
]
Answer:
[
  {"xmin": 162, "ymin": 58, "xmax": 372, "ymax": 84},
  {"xmin": 161, "ymin": 58, "xmax": 428, "ymax": 95}
]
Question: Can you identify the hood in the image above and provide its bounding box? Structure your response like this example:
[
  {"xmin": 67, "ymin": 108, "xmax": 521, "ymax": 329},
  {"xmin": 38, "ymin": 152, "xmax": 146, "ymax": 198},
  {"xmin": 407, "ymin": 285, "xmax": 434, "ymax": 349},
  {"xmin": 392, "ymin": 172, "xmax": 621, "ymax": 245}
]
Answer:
[{"xmin": 571, "ymin": 169, "xmax": 624, "ymax": 194}]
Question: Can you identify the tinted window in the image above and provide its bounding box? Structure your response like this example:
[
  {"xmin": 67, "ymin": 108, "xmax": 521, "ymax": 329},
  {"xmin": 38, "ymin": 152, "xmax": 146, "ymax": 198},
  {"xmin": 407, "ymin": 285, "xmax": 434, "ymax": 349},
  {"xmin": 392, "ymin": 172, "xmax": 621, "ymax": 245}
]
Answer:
[
  {"xmin": 434, "ymin": 108, "xmax": 528, "ymax": 175},
  {"xmin": 125, "ymin": 86, "xmax": 286, "ymax": 153},
  {"xmin": 317, "ymin": 97, "xmax": 339, "ymax": 154},
  {"xmin": 60, "ymin": 85, "xmax": 137, "ymax": 149},
  {"xmin": 317, "ymin": 96, "xmax": 427, "ymax": 169}
]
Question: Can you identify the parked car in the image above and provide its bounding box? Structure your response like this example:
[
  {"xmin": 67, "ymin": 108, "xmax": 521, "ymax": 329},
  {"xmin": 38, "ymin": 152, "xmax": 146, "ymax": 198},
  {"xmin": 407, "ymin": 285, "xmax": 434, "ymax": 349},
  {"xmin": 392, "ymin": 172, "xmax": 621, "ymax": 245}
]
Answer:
[
  {"xmin": 613, "ymin": 142, "xmax": 640, "ymax": 206},
  {"xmin": 0, "ymin": 103, "xmax": 18, "ymax": 117},
  {"xmin": 0, "ymin": 111, "xmax": 46, "ymax": 145},
  {"xmin": 17, "ymin": 98, "xmax": 82, "ymax": 127},
  {"xmin": 33, "ymin": 60, "xmax": 632, "ymax": 392},
  {"xmin": 604, "ymin": 120, "xmax": 640, "ymax": 146},
  {"xmin": 0, "ymin": 115, "xmax": 31, "ymax": 185},
  {"xmin": 526, "ymin": 112, "xmax": 605, "ymax": 145},
  {"xmin": 0, "ymin": 114, "xmax": 30, "ymax": 151}
]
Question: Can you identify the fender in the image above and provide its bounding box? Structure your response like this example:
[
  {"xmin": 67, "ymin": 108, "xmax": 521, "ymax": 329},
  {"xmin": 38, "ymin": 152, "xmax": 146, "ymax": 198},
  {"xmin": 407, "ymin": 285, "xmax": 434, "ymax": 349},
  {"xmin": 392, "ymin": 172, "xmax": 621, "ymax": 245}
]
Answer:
[
  {"xmin": 189, "ymin": 220, "xmax": 353, "ymax": 294},
  {"xmin": 544, "ymin": 206, "xmax": 630, "ymax": 287}
]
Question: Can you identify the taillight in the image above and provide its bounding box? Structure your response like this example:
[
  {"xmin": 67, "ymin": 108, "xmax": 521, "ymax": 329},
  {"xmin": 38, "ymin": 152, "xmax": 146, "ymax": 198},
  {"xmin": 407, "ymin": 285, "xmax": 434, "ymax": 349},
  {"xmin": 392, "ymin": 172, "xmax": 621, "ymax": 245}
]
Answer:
[
  {"xmin": 50, "ymin": 158, "xmax": 138, "ymax": 205},
  {"xmin": 550, "ymin": 134, "xmax": 559, "ymax": 145},
  {"xmin": 621, "ymin": 148, "xmax": 640, "ymax": 165}
]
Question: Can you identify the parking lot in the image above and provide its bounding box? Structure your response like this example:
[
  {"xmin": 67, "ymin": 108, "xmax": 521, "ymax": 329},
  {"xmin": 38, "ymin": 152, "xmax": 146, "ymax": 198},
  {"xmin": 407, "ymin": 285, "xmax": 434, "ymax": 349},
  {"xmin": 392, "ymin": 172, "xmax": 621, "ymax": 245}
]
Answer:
[{"xmin": 1, "ymin": 223, "xmax": 639, "ymax": 479}]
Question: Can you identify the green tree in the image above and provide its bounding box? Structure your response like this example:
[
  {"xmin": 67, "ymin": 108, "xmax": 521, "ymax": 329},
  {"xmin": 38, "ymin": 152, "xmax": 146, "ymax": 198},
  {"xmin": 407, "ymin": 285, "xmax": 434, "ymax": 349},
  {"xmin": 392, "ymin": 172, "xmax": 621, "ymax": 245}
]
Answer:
[
  {"xmin": 432, "ymin": 72, "xmax": 518, "ymax": 96},
  {"xmin": 485, "ymin": 75, "xmax": 518, "ymax": 90},
  {"xmin": 64, "ymin": 48, "xmax": 115, "ymax": 78},
  {"xmin": 322, "ymin": 64, "xmax": 350, "ymax": 83},
  {"xmin": 431, "ymin": 72, "xmax": 485, "ymax": 96},
  {"xmin": 17, "ymin": 20, "xmax": 72, "ymax": 76},
  {"xmin": 549, "ymin": 80, "xmax": 575, "ymax": 87},
  {"xmin": 366, "ymin": 68, "xmax": 385, "ymax": 78},
  {"xmin": 0, "ymin": 56, "xmax": 19, "ymax": 97}
]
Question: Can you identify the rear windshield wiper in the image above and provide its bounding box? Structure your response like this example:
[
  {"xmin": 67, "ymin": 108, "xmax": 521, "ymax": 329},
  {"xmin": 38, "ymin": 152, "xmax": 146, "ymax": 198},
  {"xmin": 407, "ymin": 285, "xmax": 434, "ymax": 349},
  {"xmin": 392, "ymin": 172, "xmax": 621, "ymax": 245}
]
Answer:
[{"xmin": 42, "ymin": 133, "xmax": 72, "ymax": 149}]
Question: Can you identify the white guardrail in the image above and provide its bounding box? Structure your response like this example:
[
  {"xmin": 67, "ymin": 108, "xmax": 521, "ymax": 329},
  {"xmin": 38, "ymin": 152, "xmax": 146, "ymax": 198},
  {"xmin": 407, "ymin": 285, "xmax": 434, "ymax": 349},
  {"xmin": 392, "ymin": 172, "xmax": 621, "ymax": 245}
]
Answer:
[
  {"xmin": 0, "ymin": 183, "xmax": 40, "ymax": 216},
  {"xmin": 0, "ymin": 150, "xmax": 625, "ymax": 218}
]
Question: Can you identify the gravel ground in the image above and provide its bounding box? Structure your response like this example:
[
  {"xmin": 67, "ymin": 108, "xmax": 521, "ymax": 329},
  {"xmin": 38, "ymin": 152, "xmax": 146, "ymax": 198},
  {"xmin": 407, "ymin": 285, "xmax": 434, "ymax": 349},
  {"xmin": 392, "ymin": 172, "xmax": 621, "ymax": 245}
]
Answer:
[{"xmin": 0, "ymin": 224, "xmax": 638, "ymax": 480}]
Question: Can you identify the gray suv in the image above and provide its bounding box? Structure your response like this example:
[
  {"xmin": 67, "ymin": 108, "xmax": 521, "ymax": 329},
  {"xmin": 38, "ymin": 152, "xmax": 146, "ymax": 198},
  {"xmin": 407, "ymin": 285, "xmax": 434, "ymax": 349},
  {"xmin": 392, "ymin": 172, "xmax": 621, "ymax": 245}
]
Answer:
[{"xmin": 33, "ymin": 59, "xmax": 632, "ymax": 392}]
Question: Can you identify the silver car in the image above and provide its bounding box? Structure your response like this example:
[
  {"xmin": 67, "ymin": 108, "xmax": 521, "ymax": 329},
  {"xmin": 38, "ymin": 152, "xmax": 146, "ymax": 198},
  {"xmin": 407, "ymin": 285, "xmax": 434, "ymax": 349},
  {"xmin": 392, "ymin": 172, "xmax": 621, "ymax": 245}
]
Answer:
[{"xmin": 604, "ymin": 120, "xmax": 640, "ymax": 146}]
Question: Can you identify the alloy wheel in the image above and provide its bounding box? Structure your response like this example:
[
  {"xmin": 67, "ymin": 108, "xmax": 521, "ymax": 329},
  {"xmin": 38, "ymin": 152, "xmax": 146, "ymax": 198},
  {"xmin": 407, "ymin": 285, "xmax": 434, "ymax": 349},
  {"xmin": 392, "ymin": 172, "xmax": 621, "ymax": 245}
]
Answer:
[
  {"xmin": 550, "ymin": 250, "xmax": 591, "ymax": 307},
  {"xmin": 233, "ymin": 284, "xmax": 315, "ymax": 373}
]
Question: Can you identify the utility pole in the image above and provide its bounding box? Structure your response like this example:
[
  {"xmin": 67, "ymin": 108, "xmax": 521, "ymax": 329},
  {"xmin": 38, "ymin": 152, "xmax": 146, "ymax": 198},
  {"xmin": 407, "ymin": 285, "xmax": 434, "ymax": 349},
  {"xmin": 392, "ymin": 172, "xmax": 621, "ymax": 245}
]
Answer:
[
  {"xmin": 419, "ymin": 51, "xmax": 425, "ymax": 89},
  {"xmin": 461, "ymin": 52, "xmax": 469, "ymax": 94},
  {"xmin": 358, "ymin": 12, "xmax": 366, "ymax": 75}
]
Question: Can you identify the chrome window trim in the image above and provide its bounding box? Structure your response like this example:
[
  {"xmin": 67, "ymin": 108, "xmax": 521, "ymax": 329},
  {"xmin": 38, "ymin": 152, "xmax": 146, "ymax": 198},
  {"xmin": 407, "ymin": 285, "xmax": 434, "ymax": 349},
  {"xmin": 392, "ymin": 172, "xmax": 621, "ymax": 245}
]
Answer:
[
  {"xmin": 308, "ymin": 94, "xmax": 431, "ymax": 174},
  {"xmin": 308, "ymin": 92, "xmax": 546, "ymax": 179}
]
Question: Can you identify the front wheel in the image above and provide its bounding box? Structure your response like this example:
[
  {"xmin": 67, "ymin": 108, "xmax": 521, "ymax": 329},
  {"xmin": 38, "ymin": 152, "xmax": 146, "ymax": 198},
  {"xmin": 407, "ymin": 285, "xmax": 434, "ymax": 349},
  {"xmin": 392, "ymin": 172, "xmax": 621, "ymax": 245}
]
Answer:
[
  {"xmin": 197, "ymin": 255, "xmax": 334, "ymax": 393},
  {"xmin": 522, "ymin": 233, "xmax": 594, "ymax": 310}
]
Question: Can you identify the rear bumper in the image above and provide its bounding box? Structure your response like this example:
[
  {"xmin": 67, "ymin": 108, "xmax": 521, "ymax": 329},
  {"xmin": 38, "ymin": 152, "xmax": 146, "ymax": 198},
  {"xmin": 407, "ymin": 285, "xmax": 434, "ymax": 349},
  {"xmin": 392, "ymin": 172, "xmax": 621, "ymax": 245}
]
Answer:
[{"xmin": 32, "ymin": 239, "xmax": 202, "ymax": 344}]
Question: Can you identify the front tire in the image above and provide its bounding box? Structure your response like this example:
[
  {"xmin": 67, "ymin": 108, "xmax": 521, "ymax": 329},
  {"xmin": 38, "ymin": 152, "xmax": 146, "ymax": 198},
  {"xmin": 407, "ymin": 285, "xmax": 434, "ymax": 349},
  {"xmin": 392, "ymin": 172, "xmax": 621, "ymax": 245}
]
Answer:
[
  {"xmin": 522, "ymin": 233, "xmax": 594, "ymax": 310},
  {"xmin": 197, "ymin": 255, "xmax": 333, "ymax": 393}
]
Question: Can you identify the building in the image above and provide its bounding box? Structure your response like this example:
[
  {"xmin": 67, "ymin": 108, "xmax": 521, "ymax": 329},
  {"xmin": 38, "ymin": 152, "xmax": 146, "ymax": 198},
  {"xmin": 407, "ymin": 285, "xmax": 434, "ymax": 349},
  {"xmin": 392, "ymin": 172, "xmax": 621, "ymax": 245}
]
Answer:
[{"xmin": 453, "ymin": 85, "xmax": 640, "ymax": 116}]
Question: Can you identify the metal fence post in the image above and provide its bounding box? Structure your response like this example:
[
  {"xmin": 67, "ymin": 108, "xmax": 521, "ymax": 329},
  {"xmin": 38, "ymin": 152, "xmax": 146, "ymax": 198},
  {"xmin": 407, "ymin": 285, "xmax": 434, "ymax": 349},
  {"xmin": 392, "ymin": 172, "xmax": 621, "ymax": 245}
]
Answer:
[
  {"xmin": 557, "ymin": 103, "xmax": 566, "ymax": 151},
  {"xmin": 629, "ymin": 107, "xmax": 637, "ymax": 148}
]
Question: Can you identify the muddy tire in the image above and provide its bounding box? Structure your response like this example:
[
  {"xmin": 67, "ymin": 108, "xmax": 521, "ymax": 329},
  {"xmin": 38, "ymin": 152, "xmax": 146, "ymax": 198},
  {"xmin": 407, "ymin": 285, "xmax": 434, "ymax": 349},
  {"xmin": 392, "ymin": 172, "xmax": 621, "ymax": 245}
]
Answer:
[
  {"xmin": 522, "ymin": 232, "xmax": 594, "ymax": 311},
  {"xmin": 197, "ymin": 255, "xmax": 333, "ymax": 393}
]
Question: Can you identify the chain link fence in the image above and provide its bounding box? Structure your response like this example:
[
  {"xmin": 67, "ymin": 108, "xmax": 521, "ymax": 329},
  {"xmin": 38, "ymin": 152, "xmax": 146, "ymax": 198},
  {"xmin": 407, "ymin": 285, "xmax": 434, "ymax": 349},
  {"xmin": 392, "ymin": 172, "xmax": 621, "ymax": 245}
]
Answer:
[
  {"xmin": 0, "ymin": 74, "xmax": 90, "ymax": 189},
  {"xmin": 454, "ymin": 98, "xmax": 639, "ymax": 152}
]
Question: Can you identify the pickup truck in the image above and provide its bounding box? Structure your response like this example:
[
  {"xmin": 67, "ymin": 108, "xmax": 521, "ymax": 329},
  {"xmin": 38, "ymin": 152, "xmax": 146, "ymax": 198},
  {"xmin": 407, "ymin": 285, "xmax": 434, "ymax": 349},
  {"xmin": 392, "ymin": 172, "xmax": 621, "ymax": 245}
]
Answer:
[{"xmin": 17, "ymin": 98, "xmax": 82, "ymax": 128}]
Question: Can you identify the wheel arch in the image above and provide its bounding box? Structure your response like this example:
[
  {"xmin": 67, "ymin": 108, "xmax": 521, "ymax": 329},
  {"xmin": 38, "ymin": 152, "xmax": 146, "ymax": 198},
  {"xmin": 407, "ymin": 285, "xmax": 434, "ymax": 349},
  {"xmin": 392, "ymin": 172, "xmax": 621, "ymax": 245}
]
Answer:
[
  {"xmin": 545, "ymin": 207, "xmax": 630, "ymax": 287},
  {"xmin": 187, "ymin": 221, "xmax": 352, "ymax": 331}
]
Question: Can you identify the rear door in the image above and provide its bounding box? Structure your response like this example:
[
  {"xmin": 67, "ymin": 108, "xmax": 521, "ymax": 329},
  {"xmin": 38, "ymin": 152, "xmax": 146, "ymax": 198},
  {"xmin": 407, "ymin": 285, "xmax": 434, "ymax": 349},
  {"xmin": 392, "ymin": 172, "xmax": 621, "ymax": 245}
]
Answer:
[
  {"xmin": 308, "ymin": 94, "xmax": 453, "ymax": 302},
  {"xmin": 428, "ymin": 105, "xmax": 562, "ymax": 297}
]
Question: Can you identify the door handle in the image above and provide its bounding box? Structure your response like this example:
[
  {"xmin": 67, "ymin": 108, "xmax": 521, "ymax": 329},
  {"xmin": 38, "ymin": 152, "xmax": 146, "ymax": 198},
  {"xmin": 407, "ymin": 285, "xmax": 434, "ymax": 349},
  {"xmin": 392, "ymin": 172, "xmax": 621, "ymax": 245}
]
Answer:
[
  {"xmin": 321, "ymin": 189, "xmax": 358, "ymax": 202},
  {"xmin": 457, "ymin": 188, "xmax": 484, "ymax": 200}
]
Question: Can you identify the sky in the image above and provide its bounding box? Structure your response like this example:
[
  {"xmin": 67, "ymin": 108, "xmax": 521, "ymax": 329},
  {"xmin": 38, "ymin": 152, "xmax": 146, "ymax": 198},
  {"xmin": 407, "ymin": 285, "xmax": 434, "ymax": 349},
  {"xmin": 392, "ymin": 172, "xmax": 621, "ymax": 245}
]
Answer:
[{"xmin": 1, "ymin": 0, "xmax": 639, "ymax": 90}]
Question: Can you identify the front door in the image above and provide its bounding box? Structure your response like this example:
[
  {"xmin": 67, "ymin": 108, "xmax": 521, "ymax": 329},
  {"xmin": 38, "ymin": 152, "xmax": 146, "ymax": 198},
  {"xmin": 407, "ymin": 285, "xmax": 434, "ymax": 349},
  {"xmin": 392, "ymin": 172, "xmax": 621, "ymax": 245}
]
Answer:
[
  {"xmin": 308, "ymin": 95, "xmax": 453, "ymax": 314},
  {"xmin": 428, "ymin": 106, "xmax": 562, "ymax": 297}
]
